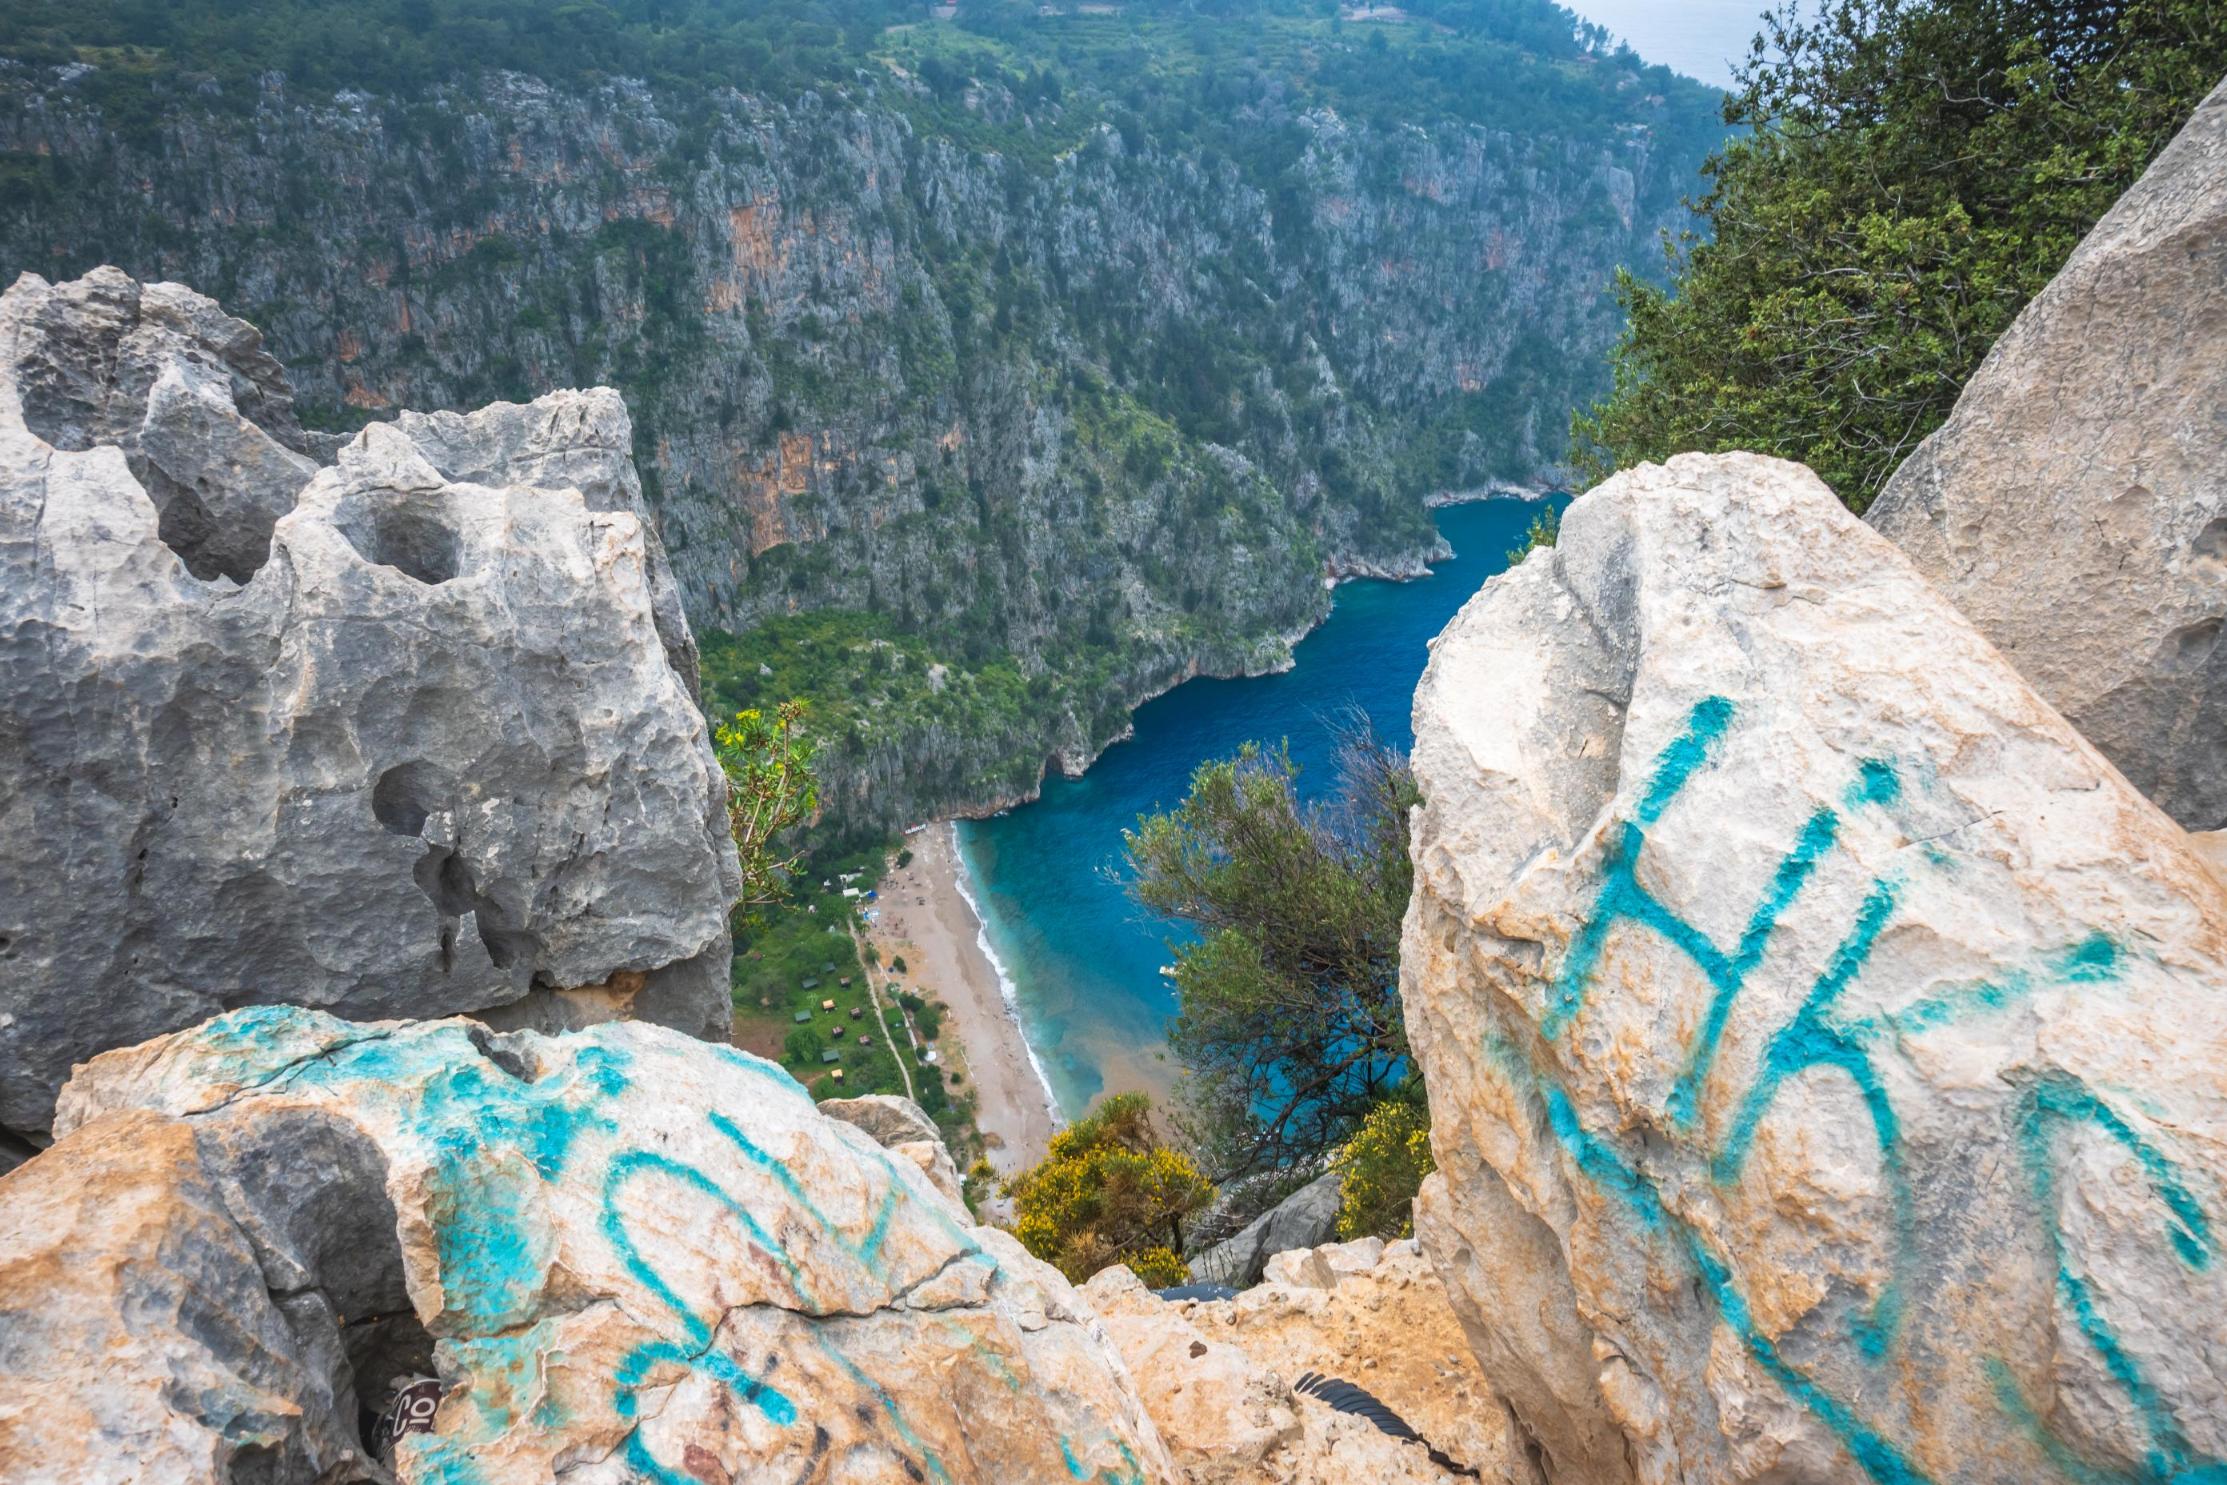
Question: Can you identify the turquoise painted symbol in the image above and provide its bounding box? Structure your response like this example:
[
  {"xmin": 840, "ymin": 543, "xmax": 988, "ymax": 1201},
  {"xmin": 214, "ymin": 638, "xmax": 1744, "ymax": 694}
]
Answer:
[{"xmin": 1516, "ymin": 696, "xmax": 2219, "ymax": 1485}]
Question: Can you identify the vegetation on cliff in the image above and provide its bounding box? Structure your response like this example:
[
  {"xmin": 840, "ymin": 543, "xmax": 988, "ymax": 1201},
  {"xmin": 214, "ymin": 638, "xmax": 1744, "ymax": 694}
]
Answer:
[
  {"xmin": 1004, "ymin": 1091, "xmax": 1214, "ymax": 1286},
  {"xmin": 0, "ymin": 0, "xmax": 1724, "ymax": 831},
  {"xmin": 1125, "ymin": 725, "xmax": 1419, "ymax": 1189},
  {"xmin": 1330, "ymin": 1091, "xmax": 1435, "ymax": 1240},
  {"xmin": 1574, "ymin": 0, "xmax": 2227, "ymax": 511},
  {"xmin": 713, "ymin": 699, "xmax": 822, "ymax": 913}
]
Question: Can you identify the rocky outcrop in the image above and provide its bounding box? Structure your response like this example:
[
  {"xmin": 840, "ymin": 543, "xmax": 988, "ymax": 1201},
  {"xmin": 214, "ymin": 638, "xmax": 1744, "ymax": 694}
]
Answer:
[
  {"xmin": 1186, "ymin": 1170, "xmax": 1345, "ymax": 1288},
  {"xmin": 1081, "ymin": 1236, "xmax": 1525, "ymax": 1483},
  {"xmin": 1405, "ymin": 453, "xmax": 2227, "ymax": 1483},
  {"xmin": 3, "ymin": 1009, "xmax": 1172, "ymax": 1483},
  {"xmin": 0, "ymin": 268, "xmax": 739, "ymax": 1145},
  {"xmin": 1868, "ymin": 79, "xmax": 2227, "ymax": 830},
  {"xmin": 819, "ymin": 1092, "xmax": 966, "ymax": 1205}
]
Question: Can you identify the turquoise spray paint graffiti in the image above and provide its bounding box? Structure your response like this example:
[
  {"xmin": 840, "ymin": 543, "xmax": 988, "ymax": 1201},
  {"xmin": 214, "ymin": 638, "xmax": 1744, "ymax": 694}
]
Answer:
[
  {"xmin": 184, "ymin": 1011, "xmax": 1147, "ymax": 1485},
  {"xmin": 1518, "ymin": 697, "xmax": 2219, "ymax": 1485}
]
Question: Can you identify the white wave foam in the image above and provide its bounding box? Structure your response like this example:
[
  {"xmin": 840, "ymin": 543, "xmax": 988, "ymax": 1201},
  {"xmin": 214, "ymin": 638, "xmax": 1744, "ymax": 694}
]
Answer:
[{"xmin": 946, "ymin": 821, "xmax": 1065, "ymax": 1127}]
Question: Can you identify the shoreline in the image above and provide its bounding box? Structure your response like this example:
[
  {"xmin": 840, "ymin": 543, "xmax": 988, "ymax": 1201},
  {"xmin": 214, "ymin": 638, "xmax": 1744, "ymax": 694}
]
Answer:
[
  {"xmin": 864, "ymin": 822, "xmax": 1059, "ymax": 1177},
  {"xmin": 866, "ymin": 498, "xmax": 1545, "ymax": 1148},
  {"xmin": 945, "ymin": 830, "xmax": 1065, "ymax": 1121},
  {"xmin": 924, "ymin": 493, "xmax": 1545, "ymax": 824}
]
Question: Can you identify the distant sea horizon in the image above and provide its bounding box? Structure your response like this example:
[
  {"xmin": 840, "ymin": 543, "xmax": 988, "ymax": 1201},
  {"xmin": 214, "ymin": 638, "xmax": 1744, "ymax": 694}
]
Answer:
[
  {"xmin": 1567, "ymin": 0, "xmax": 1773, "ymax": 89},
  {"xmin": 954, "ymin": 496, "xmax": 1560, "ymax": 1119}
]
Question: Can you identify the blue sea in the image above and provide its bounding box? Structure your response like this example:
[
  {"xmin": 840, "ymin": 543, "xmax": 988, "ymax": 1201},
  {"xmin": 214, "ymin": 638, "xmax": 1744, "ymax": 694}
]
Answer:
[{"xmin": 954, "ymin": 498, "xmax": 1556, "ymax": 1118}]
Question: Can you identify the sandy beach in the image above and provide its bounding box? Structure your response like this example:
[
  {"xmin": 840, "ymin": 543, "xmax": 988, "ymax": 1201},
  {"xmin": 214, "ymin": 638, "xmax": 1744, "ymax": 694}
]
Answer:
[{"xmin": 865, "ymin": 822, "xmax": 1059, "ymax": 1175}]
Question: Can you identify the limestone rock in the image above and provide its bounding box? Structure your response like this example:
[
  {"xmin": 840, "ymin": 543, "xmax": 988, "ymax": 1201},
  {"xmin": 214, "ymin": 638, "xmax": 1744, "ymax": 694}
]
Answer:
[
  {"xmin": 1080, "ymin": 1266, "xmax": 1307, "ymax": 1483},
  {"xmin": 1081, "ymin": 1236, "xmax": 1524, "ymax": 1483},
  {"xmin": 820, "ymin": 1092, "xmax": 966, "ymax": 1205},
  {"xmin": 1259, "ymin": 1234, "xmax": 1382, "ymax": 1290},
  {"xmin": 392, "ymin": 394, "xmax": 700, "ymax": 696},
  {"xmin": 0, "ymin": 269, "xmax": 741, "ymax": 1144},
  {"xmin": 818, "ymin": 1091, "xmax": 944, "ymax": 1148},
  {"xmin": 3, "ymin": 1009, "xmax": 1172, "ymax": 1484},
  {"xmin": 0, "ymin": 264, "xmax": 334, "ymax": 586},
  {"xmin": 1406, "ymin": 452, "xmax": 2227, "ymax": 1484},
  {"xmin": 0, "ymin": 1107, "xmax": 396, "ymax": 1482},
  {"xmin": 1868, "ymin": 79, "xmax": 2227, "ymax": 829},
  {"xmin": 1186, "ymin": 1169, "xmax": 1345, "ymax": 1288}
]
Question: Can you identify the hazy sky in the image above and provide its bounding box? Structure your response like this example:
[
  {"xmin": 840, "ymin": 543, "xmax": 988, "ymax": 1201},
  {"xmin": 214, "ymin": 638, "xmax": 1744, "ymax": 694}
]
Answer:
[{"xmin": 1565, "ymin": 0, "xmax": 1776, "ymax": 88}]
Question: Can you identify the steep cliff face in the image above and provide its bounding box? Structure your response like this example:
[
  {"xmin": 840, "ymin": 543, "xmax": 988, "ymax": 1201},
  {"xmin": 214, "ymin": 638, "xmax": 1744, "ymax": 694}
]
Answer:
[
  {"xmin": 0, "ymin": 45, "xmax": 1710, "ymax": 828},
  {"xmin": 1403, "ymin": 453, "xmax": 2227, "ymax": 1483}
]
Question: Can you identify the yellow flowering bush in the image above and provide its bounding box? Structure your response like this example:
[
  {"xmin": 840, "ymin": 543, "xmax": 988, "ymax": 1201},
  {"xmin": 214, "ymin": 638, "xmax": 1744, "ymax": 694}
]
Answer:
[
  {"xmin": 1332, "ymin": 1097, "xmax": 1434, "ymax": 1240},
  {"xmin": 713, "ymin": 699, "xmax": 819, "ymax": 915},
  {"xmin": 1001, "ymin": 1093, "xmax": 1214, "ymax": 1286}
]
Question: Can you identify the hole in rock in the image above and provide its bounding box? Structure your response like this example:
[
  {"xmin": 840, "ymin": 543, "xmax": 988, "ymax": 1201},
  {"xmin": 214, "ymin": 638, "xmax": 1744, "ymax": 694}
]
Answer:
[
  {"xmin": 150, "ymin": 472, "xmax": 276, "ymax": 584},
  {"xmin": 335, "ymin": 498, "xmax": 462, "ymax": 586},
  {"xmin": 2194, "ymin": 516, "xmax": 2227, "ymax": 567},
  {"xmin": 474, "ymin": 912, "xmax": 537, "ymax": 974},
  {"xmin": 411, "ymin": 845, "xmax": 541, "ymax": 974},
  {"xmin": 0, "ymin": 1126, "xmax": 46, "ymax": 1174},
  {"xmin": 426, "ymin": 849, "xmax": 479, "ymax": 917},
  {"xmin": 371, "ymin": 761, "xmax": 458, "ymax": 839},
  {"xmin": 2163, "ymin": 616, "xmax": 2223, "ymax": 673}
]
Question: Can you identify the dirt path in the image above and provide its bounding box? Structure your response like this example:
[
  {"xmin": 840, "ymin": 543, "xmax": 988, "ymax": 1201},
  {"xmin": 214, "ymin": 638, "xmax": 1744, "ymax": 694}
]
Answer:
[{"xmin": 846, "ymin": 918, "xmax": 916, "ymax": 1104}]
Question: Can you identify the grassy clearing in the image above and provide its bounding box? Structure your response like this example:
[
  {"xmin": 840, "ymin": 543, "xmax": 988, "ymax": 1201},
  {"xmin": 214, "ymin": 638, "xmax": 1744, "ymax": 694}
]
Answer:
[{"xmin": 731, "ymin": 842, "xmax": 980, "ymax": 1158}]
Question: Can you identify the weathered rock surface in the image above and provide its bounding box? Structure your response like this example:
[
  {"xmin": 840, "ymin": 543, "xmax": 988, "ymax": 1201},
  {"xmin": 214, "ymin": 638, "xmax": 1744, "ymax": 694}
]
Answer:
[
  {"xmin": 1186, "ymin": 1169, "xmax": 1345, "ymax": 1288},
  {"xmin": 1868, "ymin": 79, "xmax": 2227, "ymax": 830},
  {"xmin": 1081, "ymin": 1236, "xmax": 1524, "ymax": 1483},
  {"xmin": 1405, "ymin": 452, "xmax": 2227, "ymax": 1483},
  {"xmin": 0, "ymin": 268, "xmax": 740, "ymax": 1145},
  {"xmin": 819, "ymin": 1092, "xmax": 966, "ymax": 1205},
  {"xmin": 2, "ymin": 1009, "xmax": 1172, "ymax": 1484}
]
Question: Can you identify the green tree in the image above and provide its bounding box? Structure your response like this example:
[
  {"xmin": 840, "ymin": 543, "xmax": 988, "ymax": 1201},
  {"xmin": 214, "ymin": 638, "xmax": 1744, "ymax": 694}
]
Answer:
[
  {"xmin": 1331, "ymin": 1092, "xmax": 1435, "ymax": 1241},
  {"xmin": 1125, "ymin": 723, "xmax": 1419, "ymax": 1185},
  {"xmin": 1574, "ymin": 0, "xmax": 2227, "ymax": 512},
  {"xmin": 714, "ymin": 701, "xmax": 820, "ymax": 916},
  {"xmin": 1505, "ymin": 504, "xmax": 1559, "ymax": 565},
  {"xmin": 1003, "ymin": 1093, "xmax": 1214, "ymax": 1287},
  {"xmin": 783, "ymin": 1027, "xmax": 825, "ymax": 1065}
]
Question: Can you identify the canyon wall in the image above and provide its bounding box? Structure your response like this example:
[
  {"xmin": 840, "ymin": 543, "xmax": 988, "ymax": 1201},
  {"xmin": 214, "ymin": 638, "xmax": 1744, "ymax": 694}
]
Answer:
[{"xmin": 0, "ymin": 55, "xmax": 1706, "ymax": 829}]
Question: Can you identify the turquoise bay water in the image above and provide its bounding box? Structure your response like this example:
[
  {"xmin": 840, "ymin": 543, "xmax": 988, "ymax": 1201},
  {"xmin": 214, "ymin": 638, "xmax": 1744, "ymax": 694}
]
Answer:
[{"xmin": 955, "ymin": 498, "xmax": 1554, "ymax": 1118}]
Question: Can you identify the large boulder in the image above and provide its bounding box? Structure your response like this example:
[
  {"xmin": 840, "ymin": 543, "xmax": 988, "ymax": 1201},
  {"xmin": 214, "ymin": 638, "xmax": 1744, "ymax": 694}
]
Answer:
[
  {"xmin": 819, "ymin": 1092, "xmax": 967, "ymax": 1204},
  {"xmin": 1404, "ymin": 453, "xmax": 2227, "ymax": 1484},
  {"xmin": 1081, "ymin": 1235, "xmax": 1520, "ymax": 1483},
  {"xmin": 1868, "ymin": 79, "xmax": 2227, "ymax": 829},
  {"xmin": 0, "ymin": 268, "xmax": 740, "ymax": 1147},
  {"xmin": 1186, "ymin": 1169, "xmax": 1345, "ymax": 1288},
  {"xmin": 1, "ymin": 1009, "xmax": 1173, "ymax": 1484}
]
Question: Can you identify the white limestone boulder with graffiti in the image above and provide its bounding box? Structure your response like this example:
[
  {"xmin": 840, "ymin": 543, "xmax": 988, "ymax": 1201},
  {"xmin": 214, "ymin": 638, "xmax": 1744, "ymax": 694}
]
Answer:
[
  {"xmin": 1403, "ymin": 452, "xmax": 2227, "ymax": 1485},
  {"xmin": 0, "ymin": 1009, "xmax": 1173, "ymax": 1484}
]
